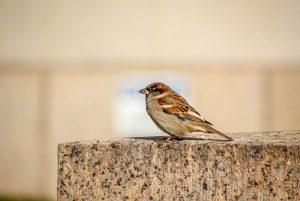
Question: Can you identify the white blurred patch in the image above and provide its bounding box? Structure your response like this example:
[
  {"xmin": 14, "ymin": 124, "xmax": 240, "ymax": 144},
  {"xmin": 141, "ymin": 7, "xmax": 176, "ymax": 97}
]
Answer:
[{"xmin": 113, "ymin": 74, "xmax": 191, "ymax": 137}]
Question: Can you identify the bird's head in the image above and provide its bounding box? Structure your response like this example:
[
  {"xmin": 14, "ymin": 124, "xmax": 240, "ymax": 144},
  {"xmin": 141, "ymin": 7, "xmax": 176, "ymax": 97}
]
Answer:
[{"xmin": 139, "ymin": 82, "xmax": 171, "ymax": 97}]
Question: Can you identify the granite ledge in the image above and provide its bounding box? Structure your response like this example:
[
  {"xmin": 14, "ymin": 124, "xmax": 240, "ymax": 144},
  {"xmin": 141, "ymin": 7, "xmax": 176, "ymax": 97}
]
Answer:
[{"xmin": 58, "ymin": 130, "xmax": 300, "ymax": 201}]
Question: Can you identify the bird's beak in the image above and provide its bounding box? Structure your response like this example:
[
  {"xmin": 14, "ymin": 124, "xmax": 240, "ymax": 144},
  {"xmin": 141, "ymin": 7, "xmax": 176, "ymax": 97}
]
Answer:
[{"xmin": 139, "ymin": 88, "xmax": 149, "ymax": 95}]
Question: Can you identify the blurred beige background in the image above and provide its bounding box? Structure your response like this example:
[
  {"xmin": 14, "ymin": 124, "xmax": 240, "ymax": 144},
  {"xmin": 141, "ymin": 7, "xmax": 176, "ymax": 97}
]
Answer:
[{"xmin": 0, "ymin": 0, "xmax": 300, "ymax": 200}]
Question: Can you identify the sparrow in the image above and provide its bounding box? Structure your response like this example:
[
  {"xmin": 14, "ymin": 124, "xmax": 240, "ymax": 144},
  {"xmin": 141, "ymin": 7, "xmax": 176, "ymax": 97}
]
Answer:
[{"xmin": 139, "ymin": 82, "xmax": 232, "ymax": 141}]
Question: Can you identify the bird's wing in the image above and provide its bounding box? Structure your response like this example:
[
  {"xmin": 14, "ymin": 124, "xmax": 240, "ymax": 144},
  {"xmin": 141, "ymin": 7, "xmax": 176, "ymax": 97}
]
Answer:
[{"xmin": 157, "ymin": 93, "xmax": 213, "ymax": 125}]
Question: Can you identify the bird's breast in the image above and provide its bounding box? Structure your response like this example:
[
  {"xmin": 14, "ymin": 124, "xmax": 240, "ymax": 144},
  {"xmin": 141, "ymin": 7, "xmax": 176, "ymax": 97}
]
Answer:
[{"xmin": 146, "ymin": 100, "xmax": 191, "ymax": 136}]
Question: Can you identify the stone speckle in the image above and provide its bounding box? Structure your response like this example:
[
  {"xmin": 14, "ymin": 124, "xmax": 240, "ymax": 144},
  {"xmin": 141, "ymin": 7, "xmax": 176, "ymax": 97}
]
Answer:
[{"xmin": 58, "ymin": 131, "xmax": 300, "ymax": 200}]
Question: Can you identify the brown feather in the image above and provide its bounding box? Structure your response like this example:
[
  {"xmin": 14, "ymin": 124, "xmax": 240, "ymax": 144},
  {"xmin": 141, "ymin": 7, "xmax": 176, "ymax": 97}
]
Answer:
[{"xmin": 158, "ymin": 92, "xmax": 213, "ymax": 125}]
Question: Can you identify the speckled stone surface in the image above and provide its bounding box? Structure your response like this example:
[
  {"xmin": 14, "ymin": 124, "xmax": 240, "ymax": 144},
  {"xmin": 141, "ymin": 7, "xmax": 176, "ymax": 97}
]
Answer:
[{"xmin": 58, "ymin": 131, "xmax": 300, "ymax": 201}]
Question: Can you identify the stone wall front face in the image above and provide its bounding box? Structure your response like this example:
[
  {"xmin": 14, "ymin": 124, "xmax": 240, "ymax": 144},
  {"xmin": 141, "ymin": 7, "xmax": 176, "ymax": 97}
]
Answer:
[{"xmin": 57, "ymin": 131, "xmax": 300, "ymax": 201}]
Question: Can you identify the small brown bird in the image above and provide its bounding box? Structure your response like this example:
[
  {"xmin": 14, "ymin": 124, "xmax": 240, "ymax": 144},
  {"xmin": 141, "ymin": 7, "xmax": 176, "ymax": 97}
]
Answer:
[{"xmin": 139, "ymin": 82, "xmax": 232, "ymax": 141}]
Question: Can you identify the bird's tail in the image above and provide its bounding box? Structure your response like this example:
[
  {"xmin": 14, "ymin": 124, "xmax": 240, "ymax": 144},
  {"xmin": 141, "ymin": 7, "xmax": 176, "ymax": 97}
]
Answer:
[{"xmin": 194, "ymin": 123, "xmax": 233, "ymax": 141}]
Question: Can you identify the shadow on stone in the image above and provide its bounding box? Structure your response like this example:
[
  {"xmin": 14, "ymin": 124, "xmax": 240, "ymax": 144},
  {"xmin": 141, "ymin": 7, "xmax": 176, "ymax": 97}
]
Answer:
[{"xmin": 128, "ymin": 136, "xmax": 229, "ymax": 141}]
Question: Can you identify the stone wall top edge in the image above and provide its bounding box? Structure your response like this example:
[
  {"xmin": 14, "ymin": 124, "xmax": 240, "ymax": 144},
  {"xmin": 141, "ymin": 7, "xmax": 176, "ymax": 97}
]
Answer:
[{"xmin": 58, "ymin": 130, "xmax": 300, "ymax": 148}]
